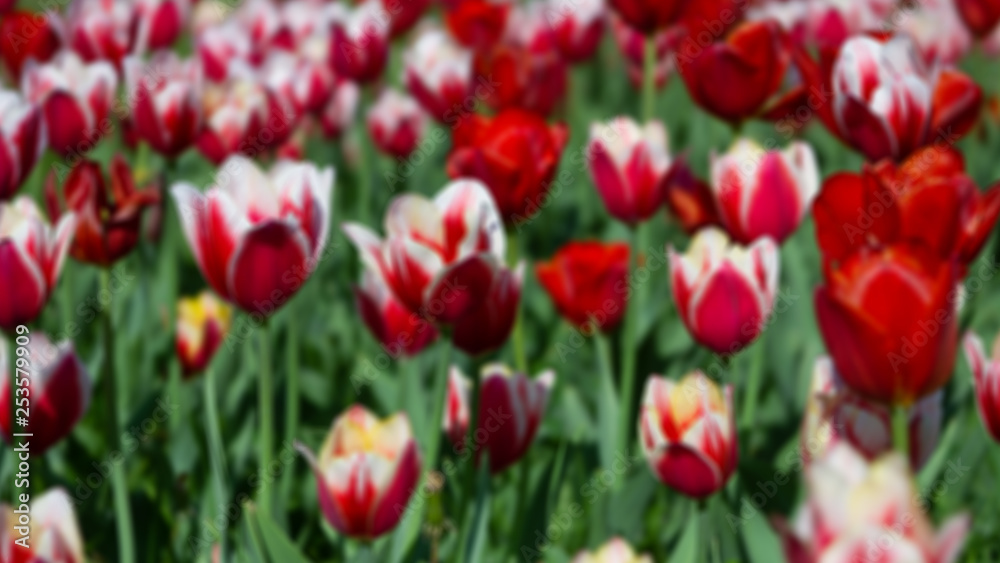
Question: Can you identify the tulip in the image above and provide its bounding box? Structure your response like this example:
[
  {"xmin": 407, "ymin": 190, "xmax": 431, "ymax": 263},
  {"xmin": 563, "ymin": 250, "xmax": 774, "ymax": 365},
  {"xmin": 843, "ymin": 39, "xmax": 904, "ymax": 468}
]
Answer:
[
  {"xmin": 367, "ymin": 90, "xmax": 429, "ymax": 160},
  {"xmin": 21, "ymin": 52, "xmax": 118, "ymax": 158},
  {"xmin": 962, "ymin": 331, "xmax": 1000, "ymax": 443},
  {"xmin": 355, "ymin": 268, "xmax": 439, "ymax": 358},
  {"xmin": 451, "ymin": 263, "xmax": 524, "ymax": 355},
  {"xmin": 957, "ymin": 0, "xmax": 1000, "ymax": 36},
  {"xmin": 0, "ymin": 90, "xmax": 45, "ymax": 201},
  {"xmin": 45, "ymin": 156, "xmax": 160, "ymax": 267},
  {"xmin": 608, "ymin": 0, "xmax": 686, "ymax": 34},
  {"xmin": 813, "ymin": 146, "xmax": 1000, "ymax": 276},
  {"xmin": 0, "ymin": 488, "xmax": 85, "ymax": 563},
  {"xmin": 711, "ymin": 139, "xmax": 818, "ymax": 245},
  {"xmin": 404, "ymin": 29, "xmax": 474, "ymax": 123},
  {"xmin": 662, "ymin": 158, "xmax": 718, "ymax": 235},
  {"xmin": 444, "ymin": 364, "xmax": 555, "ymax": 474},
  {"xmin": 447, "ymin": 109, "xmax": 568, "ymax": 223},
  {"xmin": 536, "ymin": 241, "xmax": 629, "ymax": 331},
  {"xmin": 0, "ymin": 198, "xmax": 76, "ymax": 332},
  {"xmin": 815, "ymin": 244, "xmax": 959, "ymax": 405},
  {"xmin": 0, "ymin": 0, "xmax": 12, "ymax": 13},
  {"xmin": 0, "ymin": 11, "xmax": 63, "ymax": 81},
  {"xmin": 124, "ymin": 54, "xmax": 204, "ymax": 159},
  {"xmin": 773, "ymin": 445, "xmax": 968, "ymax": 563},
  {"xmin": 383, "ymin": 0, "xmax": 431, "ymax": 37},
  {"xmin": 676, "ymin": 20, "xmax": 790, "ymax": 125},
  {"xmin": 0, "ymin": 333, "xmax": 91, "ymax": 454},
  {"xmin": 296, "ymin": 406, "xmax": 421, "ymax": 539},
  {"xmin": 639, "ymin": 371, "xmax": 737, "ymax": 498},
  {"xmin": 197, "ymin": 21, "xmax": 253, "ymax": 82},
  {"xmin": 176, "ymin": 292, "xmax": 233, "ymax": 377},
  {"xmin": 445, "ymin": 0, "xmax": 512, "ymax": 50},
  {"xmin": 802, "ymin": 357, "xmax": 941, "ymax": 471},
  {"xmin": 571, "ymin": 537, "xmax": 653, "ymax": 563},
  {"xmin": 329, "ymin": 1, "xmax": 390, "ymax": 84},
  {"xmin": 133, "ymin": 0, "xmax": 190, "ymax": 51},
  {"xmin": 610, "ymin": 15, "xmax": 677, "ymax": 90},
  {"xmin": 545, "ymin": 0, "xmax": 605, "ymax": 63},
  {"xmin": 172, "ymin": 156, "xmax": 334, "ymax": 316},
  {"xmin": 65, "ymin": 0, "xmax": 134, "ymax": 67},
  {"xmin": 196, "ymin": 76, "xmax": 271, "ymax": 164},
  {"xmin": 268, "ymin": 35, "xmax": 337, "ymax": 115},
  {"xmin": 320, "ymin": 80, "xmax": 361, "ymax": 139},
  {"xmin": 895, "ymin": 0, "xmax": 972, "ymax": 66},
  {"xmin": 668, "ymin": 227, "xmax": 779, "ymax": 355},
  {"xmin": 587, "ymin": 117, "xmax": 671, "ymax": 225}
]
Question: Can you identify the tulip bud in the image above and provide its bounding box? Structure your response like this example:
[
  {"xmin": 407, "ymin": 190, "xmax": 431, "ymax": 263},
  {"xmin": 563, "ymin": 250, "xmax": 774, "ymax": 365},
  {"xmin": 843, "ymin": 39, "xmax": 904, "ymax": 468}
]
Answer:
[
  {"xmin": 444, "ymin": 364, "xmax": 555, "ymax": 474},
  {"xmin": 329, "ymin": 1, "xmax": 390, "ymax": 84},
  {"xmin": 367, "ymin": 89, "xmax": 429, "ymax": 160},
  {"xmin": 536, "ymin": 241, "xmax": 629, "ymax": 331},
  {"xmin": 639, "ymin": 371, "xmax": 737, "ymax": 498},
  {"xmin": 570, "ymin": 537, "xmax": 653, "ymax": 563},
  {"xmin": 0, "ymin": 488, "xmax": 85, "ymax": 563},
  {"xmin": 124, "ymin": 54, "xmax": 204, "ymax": 159},
  {"xmin": 404, "ymin": 29, "xmax": 474, "ymax": 123},
  {"xmin": 133, "ymin": 0, "xmax": 191, "ymax": 51},
  {"xmin": 296, "ymin": 406, "xmax": 421, "ymax": 539},
  {"xmin": 0, "ymin": 90, "xmax": 44, "ymax": 201},
  {"xmin": 545, "ymin": 0, "xmax": 605, "ymax": 63},
  {"xmin": 0, "ymin": 333, "xmax": 91, "ymax": 454},
  {"xmin": 661, "ymin": 158, "xmax": 718, "ymax": 235},
  {"xmin": 176, "ymin": 292, "xmax": 232, "ymax": 377},
  {"xmin": 587, "ymin": 117, "xmax": 671, "ymax": 225},
  {"xmin": 963, "ymin": 332, "xmax": 1000, "ymax": 443},
  {"xmin": 957, "ymin": 0, "xmax": 1000, "ymax": 36},
  {"xmin": 66, "ymin": 0, "xmax": 134, "ymax": 67},
  {"xmin": 668, "ymin": 227, "xmax": 779, "ymax": 355}
]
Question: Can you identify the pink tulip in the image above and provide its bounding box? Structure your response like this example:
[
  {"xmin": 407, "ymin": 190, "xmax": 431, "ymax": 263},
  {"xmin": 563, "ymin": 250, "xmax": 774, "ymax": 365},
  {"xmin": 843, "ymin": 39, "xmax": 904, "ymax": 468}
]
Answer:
[
  {"xmin": 587, "ymin": 117, "xmax": 671, "ymax": 225},
  {"xmin": 404, "ymin": 28, "xmax": 474, "ymax": 123},
  {"xmin": 0, "ymin": 90, "xmax": 45, "ymax": 201},
  {"xmin": 367, "ymin": 89, "xmax": 429, "ymax": 160},
  {"xmin": 0, "ymin": 488, "xmax": 85, "ymax": 563}
]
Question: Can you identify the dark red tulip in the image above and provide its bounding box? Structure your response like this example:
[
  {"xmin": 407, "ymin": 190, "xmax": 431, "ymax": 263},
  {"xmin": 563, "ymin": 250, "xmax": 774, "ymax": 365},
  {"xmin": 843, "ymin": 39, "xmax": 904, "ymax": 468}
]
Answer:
[
  {"xmin": 815, "ymin": 244, "xmax": 960, "ymax": 405},
  {"xmin": 662, "ymin": 158, "xmax": 719, "ymax": 235},
  {"xmin": 609, "ymin": 0, "xmax": 688, "ymax": 35},
  {"xmin": 536, "ymin": 242, "xmax": 629, "ymax": 331},
  {"xmin": 0, "ymin": 0, "xmax": 13, "ymax": 13},
  {"xmin": 385, "ymin": 0, "xmax": 431, "ymax": 37},
  {"xmin": 676, "ymin": 20, "xmax": 789, "ymax": 125},
  {"xmin": 957, "ymin": 0, "xmax": 1000, "ymax": 37},
  {"xmin": 0, "ymin": 11, "xmax": 62, "ymax": 81},
  {"xmin": 45, "ymin": 157, "xmax": 160, "ymax": 267},
  {"xmin": 452, "ymin": 264, "xmax": 524, "ymax": 355},
  {"xmin": 445, "ymin": 0, "xmax": 511, "ymax": 50},
  {"xmin": 473, "ymin": 43, "xmax": 567, "ymax": 117},
  {"xmin": 447, "ymin": 109, "xmax": 568, "ymax": 223}
]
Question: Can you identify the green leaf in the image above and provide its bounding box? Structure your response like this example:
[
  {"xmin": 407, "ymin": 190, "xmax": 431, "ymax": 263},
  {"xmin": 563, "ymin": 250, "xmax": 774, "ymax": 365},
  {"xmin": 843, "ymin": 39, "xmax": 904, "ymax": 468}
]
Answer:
[{"xmin": 251, "ymin": 505, "xmax": 311, "ymax": 563}]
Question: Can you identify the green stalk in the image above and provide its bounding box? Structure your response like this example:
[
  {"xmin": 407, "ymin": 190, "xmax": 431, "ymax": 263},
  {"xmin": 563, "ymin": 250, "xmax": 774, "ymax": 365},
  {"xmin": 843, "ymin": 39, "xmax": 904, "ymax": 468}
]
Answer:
[
  {"xmin": 203, "ymin": 366, "xmax": 229, "ymax": 561},
  {"xmin": 642, "ymin": 36, "xmax": 656, "ymax": 122},
  {"xmin": 102, "ymin": 269, "xmax": 135, "ymax": 563},
  {"xmin": 507, "ymin": 231, "xmax": 528, "ymax": 372},
  {"xmin": 618, "ymin": 224, "xmax": 645, "ymax": 455},
  {"xmin": 424, "ymin": 339, "xmax": 454, "ymax": 475},
  {"xmin": 257, "ymin": 321, "xmax": 274, "ymax": 516},
  {"xmin": 281, "ymin": 316, "xmax": 300, "ymax": 501},
  {"xmin": 892, "ymin": 405, "xmax": 910, "ymax": 461},
  {"xmin": 740, "ymin": 336, "xmax": 766, "ymax": 429},
  {"xmin": 596, "ymin": 332, "xmax": 620, "ymax": 469},
  {"xmin": 356, "ymin": 88, "xmax": 374, "ymax": 225}
]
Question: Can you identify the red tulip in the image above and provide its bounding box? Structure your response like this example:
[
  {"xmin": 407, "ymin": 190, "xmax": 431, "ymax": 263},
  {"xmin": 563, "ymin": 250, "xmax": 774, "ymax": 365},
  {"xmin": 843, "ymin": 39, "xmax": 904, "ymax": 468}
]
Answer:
[
  {"xmin": 677, "ymin": 20, "xmax": 790, "ymax": 125},
  {"xmin": 536, "ymin": 241, "xmax": 629, "ymax": 331},
  {"xmin": 0, "ymin": 91, "xmax": 45, "ymax": 201},
  {"xmin": 445, "ymin": 0, "xmax": 512, "ymax": 50},
  {"xmin": 367, "ymin": 90, "xmax": 429, "ymax": 160},
  {"xmin": 669, "ymin": 228, "xmax": 779, "ymax": 355},
  {"xmin": 176, "ymin": 292, "xmax": 232, "ymax": 377},
  {"xmin": 815, "ymin": 244, "xmax": 960, "ymax": 405},
  {"xmin": 22, "ymin": 52, "xmax": 118, "ymax": 158},
  {"xmin": 447, "ymin": 109, "xmax": 568, "ymax": 223},
  {"xmin": 711, "ymin": 139, "xmax": 819, "ymax": 245},
  {"xmin": 172, "ymin": 157, "xmax": 334, "ymax": 316},
  {"xmin": 133, "ymin": 0, "xmax": 190, "ymax": 51},
  {"xmin": 803, "ymin": 357, "xmax": 941, "ymax": 471},
  {"xmin": 0, "ymin": 333, "xmax": 91, "ymax": 454},
  {"xmin": 0, "ymin": 198, "xmax": 76, "ymax": 332},
  {"xmin": 639, "ymin": 371, "xmax": 737, "ymax": 498},
  {"xmin": 329, "ymin": 1, "xmax": 390, "ymax": 84},
  {"xmin": 124, "ymin": 54, "xmax": 204, "ymax": 159},
  {"xmin": 196, "ymin": 76, "xmax": 271, "ymax": 164},
  {"xmin": 545, "ymin": 0, "xmax": 605, "ymax": 63},
  {"xmin": 404, "ymin": 29, "xmax": 474, "ymax": 123},
  {"xmin": 662, "ymin": 158, "xmax": 719, "ymax": 235},
  {"xmin": 0, "ymin": 11, "xmax": 63, "ymax": 81},
  {"xmin": 355, "ymin": 268, "xmax": 439, "ymax": 358},
  {"xmin": 46, "ymin": 157, "xmax": 159, "ymax": 267},
  {"xmin": 384, "ymin": 0, "xmax": 431, "ymax": 37},
  {"xmin": 963, "ymin": 331, "xmax": 1000, "ymax": 443},
  {"xmin": 444, "ymin": 364, "xmax": 554, "ymax": 474},
  {"xmin": 609, "ymin": 0, "xmax": 687, "ymax": 34},
  {"xmin": 0, "ymin": 488, "xmax": 86, "ymax": 563},
  {"xmin": 320, "ymin": 80, "xmax": 360, "ymax": 139},
  {"xmin": 296, "ymin": 406, "xmax": 422, "ymax": 539},
  {"xmin": 0, "ymin": 0, "xmax": 12, "ymax": 13},
  {"xmin": 813, "ymin": 146, "xmax": 1000, "ymax": 276},
  {"xmin": 587, "ymin": 117, "xmax": 671, "ymax": 225},
  {"xmin": 957, "ymin": 0, "xmax": 1000, "ymax": 36},
  {"xmin": 451, "ymin": 263, "xmax": 524, "ymax": 355}
]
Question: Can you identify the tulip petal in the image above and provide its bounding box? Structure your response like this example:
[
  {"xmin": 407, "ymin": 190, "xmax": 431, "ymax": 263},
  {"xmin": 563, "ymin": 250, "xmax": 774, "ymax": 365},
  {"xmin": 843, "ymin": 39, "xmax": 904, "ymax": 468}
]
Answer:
[
  {"xmin": 226, "ymin": 220, "xmax": 311, "ymax": 315},
  {"xmin": 0, "ymin": 240, "xmax": 46, "ymax": 330}
]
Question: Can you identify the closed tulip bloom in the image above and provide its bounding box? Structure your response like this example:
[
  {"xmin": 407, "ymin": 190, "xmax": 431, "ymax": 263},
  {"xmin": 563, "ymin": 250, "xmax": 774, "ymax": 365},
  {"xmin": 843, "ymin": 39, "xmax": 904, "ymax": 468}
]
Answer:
[
  {"xmin": 46, "ymin": 157, "xmax": 159, "ymax": 267},
  {"xmin": 133, "ymin": 0, "xmax": 191, "ymax": 51},
  {"xmin": 124, "ymin": 54, "xmax": 204, "ymax": 159},
  {"xmin": 587, "ymin": 118, "xmax": 671, "ymax": 225},
  {"xmin": 546, "ymin": 0, "xmax": 605, "ymax": 63},
  {"xmin": 668, "ymin": 227, "xmax": 779, "ymax": 355},
  {"xmin": 367, "ymin": 90, "xmax": 429, "ymax": 160},
  {"xmin": 639, "ymin": 371, "xmax": 737, "ymax": 498},
  {"xmin": 536, "ymin": 241, "xmax": 629, "ymax": 331},
  {"xmin": 196, "ymin": 77, "xmax": 271, "ymax": 164},
  {"xmin": 197, "ymin": 21, "xmax": 253, "ymax": 82},
  {"xmin": 0, "ymin": 488, "xmax": 85, "ymax": 563},
  {"xmin": 773, "ymin": 445, "xmax": 968, "ymax": 563},
  {"xmin": 958, "ymin": 0, "xmax": 1000, "ymax": 36},
  {"xmin": 0, "ymin": 90, "xmax": 45, "ymax": 201},
  {"xmin": 803, "ymin": 357, "xmax": 941, "ymax": 471},
  {"xmin": 445, "ymin": 0, "xmax": 512, "ymax": 50},
  {"xmin": 662, "ymin": 158, "xmax": 719, "ymax": 235},
  {"xmin": 66, "ymin": 0, "xmax": 134, "ymax": 67},
  {"xmin": 296, "ymin": 406, "xmax": 421, "ymax": 540},
  {"xmin": 444, "ymin": 364, "xmax": 555, "ymax": 474},
  {"xmin": 176, "ymin": 292, "xmax": 232, "ymax": 377},
  {"xmin": 451, "ymin": 263, "xmax": 524, "ymax": 355},
  {"xmin": 571, "ymin": 537, "xmax": 653, "ymax": 563},
  {"xmin": 0, "ymin": 11, "xmax": 63, "ymax": 81},
  {"xmin": 21, "ymin": 52, "xmax": 117, "ymax": 158},
  {"xmin": 172, "ymin": 157, "xmax": 334, "ymax": 316},
  {"xmin": 0, "ymin": 334, "xmax": 91, "ymax": 454},
  {"xmin": 320, "ymin": 80, "xmax": 361, "ymax": 139},
  {"xmin": 404, "ymin": 29, "xmax": 474, "ymax": 123},
  {"xmin": 711, "ymin": 139, "xmax": 818, "ymax": 245},
  {"xmin": 0, "ymin": 198, "xmax": 75, "ymax": 332},
  {"xmin": 815, "ymin": 244, "xmax": 959, "ymax": 405},
  {"xmin": 355, "ymin": 269, "xmax": 439, "ymax": 358},
  {"xmin": 329, "ymin": 1, "xmax": 390, "ymax": 84},
  {"xmin": 962, "ymin": 332, "xmax": 1000, "ymax": 442},
  {"xmin": 609, "ymin": 0, "xmax": 687, "ymax": 34},
  {"xmin": 447, "ymin": 110, "xmax": 568, "ymax": 223}
]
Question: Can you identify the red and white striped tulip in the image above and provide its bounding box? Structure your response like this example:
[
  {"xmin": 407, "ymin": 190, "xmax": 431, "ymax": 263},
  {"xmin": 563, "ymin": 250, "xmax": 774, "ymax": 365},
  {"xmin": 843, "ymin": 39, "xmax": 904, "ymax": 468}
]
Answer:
[
  {"xmin": 133, "ymin": 0, "xmax": 191, "ymax": 51},
  {"xmin": 0, "ymin": 90, "xmax": 45, "ymax": 201},
  {"xmin": 176, "ymin": 291, "xmax": 233, "ymax": 377},
  {"xmin": 404, "ymin": 28, "xmax": 474, "ymax": 124},
  {"xmin": 329, "ymin": 1, "xmax": 390, "ymax": 84},
  {"xmin": 587, "ymin": 117, "xmax": 671, "ymax": 225},
  {"xmin": 172, "ymin": 156, "xmax": 334, "ymax": 316},
  {"xmin": 668, "ymin": 227, "xmax": 779, "ymax": 355},
  {"xmin": 963, "ymin": 332, "xmax": 1000, "ymax": 443},
  {"xmin": 66, "ymin": 0, "xmax": 134, "ymax": 67},
  {"xmin": 710, "ymin": 139, "xmax": 818, "ymax": 245},
  {"xmin": 1, "ymin": 488, "xmax": 85, "ymax": 563},
  {"xmin": 0, "ymin": 198, "xmax": 75, "ymax": 332},
  {"xmin": 196, "ymin": 76, "xmax": 271, "ymax": 164},
  {"xmin": 367, "ymin": 89, "xmax": 429, "ymax": 160},
  {"xmin": 21, "ymin": 52, "xmax": 117, "ymax": 158},
  {"xmin": 320, "ymin": 80, "xmax": 360, "ymax": 139},
  {"xmin": 545, "ymin": 0, "xmax": 606, "ymax": 63},
  {"xmin": 0, "ymin": 333, "xmax": 91, "ymax": 454},
  {"xmin": 296, "ymin": 406, "xmax": 421, "ymax": 539},
  {"xmin": 355, "ymin": 267, "xmax": 439, "ymax": 358},
  {"xmin": 444, "ymin": 364, "xmax": 555, "ymax": 474},
  {"xmin": 571, "ymin": 537, "xmax": 653, "ymax": 563},
  {"xmin": 124, "ymin": 53, "xmax": 203, "ymax": 159},
  {"xmin": 639, "ymin": 371, "xmax": 737, "ymax": 499},
  {"xmin": 197, "ymin": 21, "xmax": 253, "ymax": 82}
]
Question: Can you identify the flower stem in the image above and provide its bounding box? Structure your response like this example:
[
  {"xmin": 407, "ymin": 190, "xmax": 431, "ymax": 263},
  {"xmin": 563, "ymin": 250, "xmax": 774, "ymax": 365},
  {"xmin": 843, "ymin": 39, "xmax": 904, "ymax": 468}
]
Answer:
[
  {"xmin": 204, "ymin": 366, "xmax": 229, "ymax": 561},
  {"xmin": 280, "ymin": 316, "xmax": 300, "ymax": 501},
  {"xmin": 618, "ymin": 225, "xmax": 645, "ymax": 455},
  {"xmin": 595, "ymin": 332, "xmax": 620, "ymax": 469},
  {"xmin": 892, "ymin": 404, "xmax": 910, "ymax": 461},
  {"xmin": 425, "ymin": 339, "xmax": 453, "ymax": 472},
  {"xmin": 507, "ymin": 231, "xmax": 527, "ymax": 372},
  {"xmin": 257, "ymin": 321, "xmax": 274, "ymax": 516},
  {"xmin": 356, "ymin": 88, "xmax": 374, "ymax": 225},
  {"xmin": 740, "ymin": 335, "xmax": 766, "ymax": 429},
  {"xmin": 643, "ymin": 36, "xmax": 656, "ymax": 122}
]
